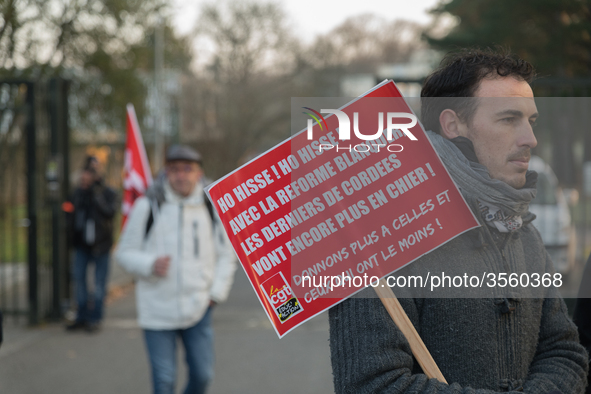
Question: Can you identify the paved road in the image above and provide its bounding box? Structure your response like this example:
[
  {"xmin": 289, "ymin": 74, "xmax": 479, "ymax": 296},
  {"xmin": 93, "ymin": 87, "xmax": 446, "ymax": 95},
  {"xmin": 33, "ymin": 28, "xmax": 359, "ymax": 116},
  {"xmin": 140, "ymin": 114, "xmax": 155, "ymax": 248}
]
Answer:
[{"xmin": 0, "ymin": 268, "xmax": 334, "ymax": 394}]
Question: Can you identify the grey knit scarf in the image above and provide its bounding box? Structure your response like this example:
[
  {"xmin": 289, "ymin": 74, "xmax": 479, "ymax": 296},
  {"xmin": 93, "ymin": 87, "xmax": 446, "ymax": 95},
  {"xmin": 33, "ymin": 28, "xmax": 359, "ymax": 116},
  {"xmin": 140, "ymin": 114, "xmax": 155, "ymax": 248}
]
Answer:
[{"xmin": 426, "ymin": 130, "xmax": 537, "ymax": 231}]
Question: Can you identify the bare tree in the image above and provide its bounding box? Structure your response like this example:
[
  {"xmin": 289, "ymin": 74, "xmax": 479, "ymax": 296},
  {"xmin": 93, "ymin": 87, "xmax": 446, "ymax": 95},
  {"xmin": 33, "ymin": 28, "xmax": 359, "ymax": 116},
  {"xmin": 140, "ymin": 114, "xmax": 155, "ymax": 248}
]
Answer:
[
  {"xmin": 184, "ymin": 4, "xmax": 427, "ymax": 178},
  {"xmin": 304, "ymin": 15, "xmax": 424, "ymax": 73},
  {"xmin": 0, "ymin": 0, "xmax": 169, "ymax": 73},
  {"xmin": 187, "ymin": 1, "xmax": 299, "ymax": 177}
]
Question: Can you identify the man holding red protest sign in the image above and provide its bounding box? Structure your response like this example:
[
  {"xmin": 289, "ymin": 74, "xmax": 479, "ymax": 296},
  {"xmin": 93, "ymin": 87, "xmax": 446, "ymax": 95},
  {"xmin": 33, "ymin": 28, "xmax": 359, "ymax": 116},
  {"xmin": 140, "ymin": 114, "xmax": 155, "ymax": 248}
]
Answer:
[{"xmin": 328, "ymin": 49, "xmax": 589, "ymax": 393}]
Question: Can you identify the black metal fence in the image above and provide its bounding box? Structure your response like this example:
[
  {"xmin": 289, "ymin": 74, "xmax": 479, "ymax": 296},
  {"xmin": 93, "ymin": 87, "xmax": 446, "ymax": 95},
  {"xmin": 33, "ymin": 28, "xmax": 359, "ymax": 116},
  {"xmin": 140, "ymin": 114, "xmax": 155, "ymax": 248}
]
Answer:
[{"xmin": 0, "ymin": 79, "xmax": 70, "ymax": 325}]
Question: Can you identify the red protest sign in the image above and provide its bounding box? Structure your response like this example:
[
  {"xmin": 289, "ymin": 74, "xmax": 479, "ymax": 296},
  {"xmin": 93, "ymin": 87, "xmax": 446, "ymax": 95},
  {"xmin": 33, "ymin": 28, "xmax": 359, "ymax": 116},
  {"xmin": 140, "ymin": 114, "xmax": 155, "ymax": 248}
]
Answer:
[{"xmin": 207, "ymin": 80, "xmax": 479, "ymax": 337}]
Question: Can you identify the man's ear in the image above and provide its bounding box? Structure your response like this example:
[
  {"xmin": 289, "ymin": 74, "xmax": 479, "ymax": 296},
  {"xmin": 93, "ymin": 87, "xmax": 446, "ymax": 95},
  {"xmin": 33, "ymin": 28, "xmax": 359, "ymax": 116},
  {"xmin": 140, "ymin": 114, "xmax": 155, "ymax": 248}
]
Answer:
[{"xmin": 439, "ymin": 109, "xmax": 465, "ymax": 140}]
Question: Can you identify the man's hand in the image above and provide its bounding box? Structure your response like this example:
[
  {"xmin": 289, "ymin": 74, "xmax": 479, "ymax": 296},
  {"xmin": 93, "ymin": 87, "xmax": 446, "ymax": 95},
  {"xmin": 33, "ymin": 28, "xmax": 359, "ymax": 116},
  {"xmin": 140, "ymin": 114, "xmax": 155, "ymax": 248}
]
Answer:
[{"xmin": 153, "ymin": 256, "xmax": 171, "ymax": 277}]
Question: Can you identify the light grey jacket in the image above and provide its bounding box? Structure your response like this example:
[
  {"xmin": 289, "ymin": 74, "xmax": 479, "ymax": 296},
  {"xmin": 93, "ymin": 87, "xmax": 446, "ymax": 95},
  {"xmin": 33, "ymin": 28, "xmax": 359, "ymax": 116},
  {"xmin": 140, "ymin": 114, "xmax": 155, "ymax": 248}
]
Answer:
[{"xmin": 116, "ymin": 177, "xmax": 236, "ymax": 330}]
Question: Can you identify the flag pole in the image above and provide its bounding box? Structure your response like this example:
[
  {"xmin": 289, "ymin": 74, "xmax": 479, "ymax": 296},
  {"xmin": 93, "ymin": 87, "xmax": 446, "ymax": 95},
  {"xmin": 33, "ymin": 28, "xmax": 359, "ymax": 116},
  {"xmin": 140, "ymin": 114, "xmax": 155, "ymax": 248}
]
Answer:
[{"xmin": 374, "ymin": 279, "xmax": 447, "ymax": 384}]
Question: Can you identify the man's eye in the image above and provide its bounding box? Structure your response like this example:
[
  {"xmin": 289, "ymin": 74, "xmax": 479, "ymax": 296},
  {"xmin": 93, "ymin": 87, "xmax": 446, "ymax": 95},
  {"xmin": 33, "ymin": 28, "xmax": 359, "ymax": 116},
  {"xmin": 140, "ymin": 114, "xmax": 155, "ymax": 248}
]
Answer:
[
  {"xmin": 501, "ymin": 117, "xmax": 516, "ymax": 123},
  {"xmin": 529, "ymin": 120, "xmax": 537, "ymax": 127}
]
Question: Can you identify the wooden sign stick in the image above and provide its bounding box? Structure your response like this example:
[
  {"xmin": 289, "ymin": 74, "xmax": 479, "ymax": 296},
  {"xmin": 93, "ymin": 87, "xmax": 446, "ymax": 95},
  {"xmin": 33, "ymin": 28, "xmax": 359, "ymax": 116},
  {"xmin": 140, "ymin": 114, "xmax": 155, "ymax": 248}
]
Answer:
[{"xmin": 374, "ymin": 278, "xmax": 448, "ymax": 384}]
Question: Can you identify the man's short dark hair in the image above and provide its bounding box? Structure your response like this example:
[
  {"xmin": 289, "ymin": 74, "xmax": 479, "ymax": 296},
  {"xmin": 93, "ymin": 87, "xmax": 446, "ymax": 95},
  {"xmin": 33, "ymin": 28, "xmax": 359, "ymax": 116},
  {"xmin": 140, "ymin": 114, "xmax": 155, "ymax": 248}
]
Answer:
[{"xmin": 420, "ymin": 48, "xmax": 536, "ymax": 133}]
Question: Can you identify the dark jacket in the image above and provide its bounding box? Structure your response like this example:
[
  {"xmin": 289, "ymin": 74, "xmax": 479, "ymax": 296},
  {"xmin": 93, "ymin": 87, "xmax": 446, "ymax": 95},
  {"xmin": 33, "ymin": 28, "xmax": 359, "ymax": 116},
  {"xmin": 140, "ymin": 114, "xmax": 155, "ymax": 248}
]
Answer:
[
  {"xmin": 329, "ymin": 209, "xmax": 588, "ymax": 393},
  {"xmin": 329, "ymin": 139, "xmax": 588, "ymax": 392},
  {"xmin": 70, "ymin": 179, "xmax": 117, "ymax": 255},
  {"xmin": 574, "ymin": 255, "xmax": 591, "ymax": 394}
]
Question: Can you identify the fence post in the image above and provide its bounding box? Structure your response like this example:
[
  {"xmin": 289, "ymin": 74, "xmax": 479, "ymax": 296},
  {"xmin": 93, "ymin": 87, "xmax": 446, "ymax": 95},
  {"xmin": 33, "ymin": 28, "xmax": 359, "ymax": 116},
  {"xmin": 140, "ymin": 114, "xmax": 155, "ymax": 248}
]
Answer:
[
  {"xmin": 25, "ymin": 82, "xmax": 38, "ymax": 326},
  {"xmin": 61, "ymin": 80, "xmax": 71, "ymax": 314},
  {"xmin": 48, "ymin": 78, "xmax": 63, "ymax": 320}
]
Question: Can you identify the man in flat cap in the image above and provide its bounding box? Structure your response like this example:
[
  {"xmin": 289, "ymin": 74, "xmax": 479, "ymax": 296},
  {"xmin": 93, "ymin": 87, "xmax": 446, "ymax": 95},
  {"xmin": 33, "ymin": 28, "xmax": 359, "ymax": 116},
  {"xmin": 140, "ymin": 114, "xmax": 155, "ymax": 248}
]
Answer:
[{"xmin": 116, "ymin": 145, "xmax": 236, "ymax": 394}]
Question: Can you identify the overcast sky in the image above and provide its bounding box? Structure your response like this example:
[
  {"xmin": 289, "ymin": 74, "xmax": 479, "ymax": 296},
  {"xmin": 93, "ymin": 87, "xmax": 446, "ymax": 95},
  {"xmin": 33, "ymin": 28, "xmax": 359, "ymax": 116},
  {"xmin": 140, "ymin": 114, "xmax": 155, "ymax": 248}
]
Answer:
[{"xmin": 171, "ymin": 0, "xmax": 442, "ymax": 42}]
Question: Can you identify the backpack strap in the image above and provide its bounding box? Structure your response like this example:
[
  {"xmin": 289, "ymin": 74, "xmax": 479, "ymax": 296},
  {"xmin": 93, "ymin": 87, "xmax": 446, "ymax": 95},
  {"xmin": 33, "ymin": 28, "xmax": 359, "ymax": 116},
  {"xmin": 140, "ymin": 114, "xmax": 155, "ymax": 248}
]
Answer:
[
  {"xmin": 144, "ymin": 197, "xmax": 160, "ymax": 239},
  {"xmin": 204, "ymin": 192, "xmax": 215, "ymax": 224}
]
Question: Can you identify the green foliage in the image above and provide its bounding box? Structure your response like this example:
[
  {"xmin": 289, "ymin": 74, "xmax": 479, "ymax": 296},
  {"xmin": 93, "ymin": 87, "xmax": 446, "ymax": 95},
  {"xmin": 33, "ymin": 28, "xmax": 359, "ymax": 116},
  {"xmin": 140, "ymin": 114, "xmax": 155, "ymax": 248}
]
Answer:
[{"xmin": 426, "ymin": 0, "xmax": 591, "ymax": 77}]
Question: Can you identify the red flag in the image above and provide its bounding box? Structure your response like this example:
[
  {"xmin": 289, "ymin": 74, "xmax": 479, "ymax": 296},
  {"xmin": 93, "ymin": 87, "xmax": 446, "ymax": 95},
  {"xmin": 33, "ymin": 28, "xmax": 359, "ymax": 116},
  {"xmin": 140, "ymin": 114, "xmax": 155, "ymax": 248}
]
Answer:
[{"xmin": 122, "ymin": 103, "xmax": 153, "ymax": 229}]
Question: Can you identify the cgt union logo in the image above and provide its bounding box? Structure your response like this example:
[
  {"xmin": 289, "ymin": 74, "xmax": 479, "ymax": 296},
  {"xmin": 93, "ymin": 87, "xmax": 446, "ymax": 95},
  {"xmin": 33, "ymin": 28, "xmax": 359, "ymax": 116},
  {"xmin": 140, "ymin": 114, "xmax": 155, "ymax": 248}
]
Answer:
[
  {"xmin": 302, "ymin": 107, "xmax": 418, "ymax": 153},
  {"xmin": 260, "ymin": 272, "xmax": 303, "ymax": 323}
]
